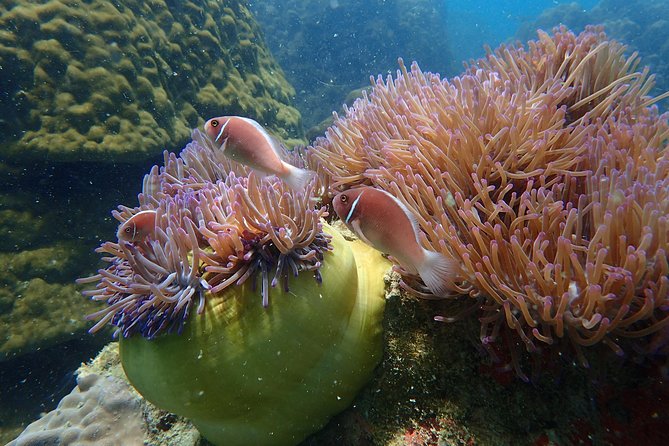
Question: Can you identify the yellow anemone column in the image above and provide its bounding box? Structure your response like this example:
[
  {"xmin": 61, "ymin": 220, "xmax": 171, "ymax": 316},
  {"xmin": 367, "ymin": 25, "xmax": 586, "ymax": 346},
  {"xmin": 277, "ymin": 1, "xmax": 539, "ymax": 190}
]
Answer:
[{"xmin": 120, "ymin": 224, "xmax": 390, "ymax": 446}]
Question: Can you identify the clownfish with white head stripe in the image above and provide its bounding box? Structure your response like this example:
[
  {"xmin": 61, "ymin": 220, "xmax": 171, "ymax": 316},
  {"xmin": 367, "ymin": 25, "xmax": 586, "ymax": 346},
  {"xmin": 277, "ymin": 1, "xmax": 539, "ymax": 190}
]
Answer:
[
  {"xmin": 333, "ymin": 187, "xmax": 458, "ymax": 296},
  {"xmin": 117, "ymin": 210, "xmax": 157, "ymax": 242},
  {"xmin": 203, "ymin": 116, "xmax": 312, "ymax": 190}
]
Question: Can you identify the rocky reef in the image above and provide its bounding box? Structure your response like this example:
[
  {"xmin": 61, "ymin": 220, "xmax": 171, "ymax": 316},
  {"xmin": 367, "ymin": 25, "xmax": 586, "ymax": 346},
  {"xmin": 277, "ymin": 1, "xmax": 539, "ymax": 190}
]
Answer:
[{"xmin": 0, "ymin": 0, "xmax": 302, "ymax": 162}]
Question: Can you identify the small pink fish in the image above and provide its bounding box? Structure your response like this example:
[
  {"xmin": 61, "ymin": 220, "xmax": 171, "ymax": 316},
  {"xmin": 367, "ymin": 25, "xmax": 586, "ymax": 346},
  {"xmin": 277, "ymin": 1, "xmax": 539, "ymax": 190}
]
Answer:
[
  {"xmin": 333, "ymin": 187, "xmax": 457, "ymax": 296},
  {"xmin": 203, "ymin": 116, "xmax": 312, "ymax": 190},
  {"xmin": 117, "ymin": 210, "xmax": 157, "ymax": 242}
]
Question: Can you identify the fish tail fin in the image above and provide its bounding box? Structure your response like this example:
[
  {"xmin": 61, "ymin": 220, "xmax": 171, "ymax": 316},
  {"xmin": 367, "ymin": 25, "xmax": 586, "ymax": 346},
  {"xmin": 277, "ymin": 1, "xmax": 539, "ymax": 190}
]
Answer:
[
  {"xmin": 418, "ymin": 249, "xmax": 459, "ymax": 297},
  {"xmin": 282, "ymin": 164, "xmax": 315, "ymax": 190}
]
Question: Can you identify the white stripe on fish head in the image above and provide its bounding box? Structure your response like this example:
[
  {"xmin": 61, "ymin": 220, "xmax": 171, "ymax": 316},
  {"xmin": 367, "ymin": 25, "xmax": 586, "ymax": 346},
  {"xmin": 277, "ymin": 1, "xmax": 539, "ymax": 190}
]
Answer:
[
  {"xmin": 345, "ymin": 190, "xmax": 364, "ymax": 224},
  {"xmin": 215, "ymin": 118, "xmax": 231, "ymax": 145}
]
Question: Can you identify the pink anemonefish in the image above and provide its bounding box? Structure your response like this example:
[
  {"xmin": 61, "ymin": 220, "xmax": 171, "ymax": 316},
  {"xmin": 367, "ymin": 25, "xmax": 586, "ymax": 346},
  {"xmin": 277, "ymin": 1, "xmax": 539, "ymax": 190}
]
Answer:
[
  {"xmin": 332, "ymin": 187, "xmax": 458, "ymax": 296},
  {"xmin": 116, "ymin": 210, "xmax": 157, "ymax": 242},
  {"xmin": 203, "ymin": 116, "xmax": 312, "ymax": 190}
]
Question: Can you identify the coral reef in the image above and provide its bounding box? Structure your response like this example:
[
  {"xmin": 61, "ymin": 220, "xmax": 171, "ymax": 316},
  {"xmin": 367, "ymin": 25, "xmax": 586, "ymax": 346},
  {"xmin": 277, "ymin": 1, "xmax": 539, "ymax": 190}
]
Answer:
[
  {"xmin": 249, "ymin": 0, "xmax": 452, "ymax": 130},
  {"xmin": 11, "ymin": 282, "xmax": 669, "ymax": 446},
  {"xmin": 8, "ymin": 372, "xmax": 145, "ymax": 446},
  {"xmin": 309, "ymin": 27, "xmax": 669, "ymax": 377},
  {"xmin": 80, "ymin": 130, "xmax": 390, "ymax": 445},
  {"xmin": 0, "ymin": 338, "xmax": 108, "ymax": 444},
  {"xmin": 7, "ymin": 342, "xmax": 202, "ymax": 446},
  {"xmin": 0, "ymin": 0, "xmax": 302, "ymax": 162},
  {"xmin": 302, "ymin": 274, "xmax": 669, "ymax": 445}
]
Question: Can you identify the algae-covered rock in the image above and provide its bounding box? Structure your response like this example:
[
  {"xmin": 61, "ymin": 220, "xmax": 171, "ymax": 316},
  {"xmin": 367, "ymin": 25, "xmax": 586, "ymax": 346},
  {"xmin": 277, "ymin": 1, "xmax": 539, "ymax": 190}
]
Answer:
[
  {"xmin": 0, "ymin": 0, "xmax": 302, "ymax": 162},
  {"xmin": 0, "ymin": 165, "xmax": 131, "ymax": 361},
  {"xmin": 0, "ymin": 279, "xmax": 100, "ymax": 359},
  {"xmin": 0, "ymin": 243, "xmax": 81, "ymax": 284}
]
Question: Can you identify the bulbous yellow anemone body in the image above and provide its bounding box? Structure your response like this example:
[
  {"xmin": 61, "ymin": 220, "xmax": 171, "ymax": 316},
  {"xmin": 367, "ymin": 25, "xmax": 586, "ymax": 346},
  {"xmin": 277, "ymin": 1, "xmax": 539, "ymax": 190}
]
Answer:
[{"xmin": 119, "ymin": 223, "xmax": 390, "ymax": 446}]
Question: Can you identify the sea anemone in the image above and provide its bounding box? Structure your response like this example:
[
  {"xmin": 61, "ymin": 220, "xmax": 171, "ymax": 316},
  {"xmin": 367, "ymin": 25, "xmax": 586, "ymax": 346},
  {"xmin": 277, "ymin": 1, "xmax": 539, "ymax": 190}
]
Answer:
[
  {"xmin": 309, "ymin": 26, "xmax": 669, "ymax": 377},
  {"xmin": 79, "ymin": 130, "xmax": 329, "ymax": 339},
  {"xmin": 79, "ymin": 130, "xmax": 391, "ymax": 445},
  {"xmin": 120, "ymin": 226, "xmax": 389, "ymax": 446}
]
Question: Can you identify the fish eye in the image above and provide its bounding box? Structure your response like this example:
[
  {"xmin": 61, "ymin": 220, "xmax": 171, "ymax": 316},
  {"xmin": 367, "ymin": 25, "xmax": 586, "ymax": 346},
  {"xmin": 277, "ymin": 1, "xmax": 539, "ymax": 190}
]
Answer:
[
  {"xmin": 211, "ymin": 119, "xmax": 219, "ymax": 128},
  {"xmin": 340, "ymin": 194, "xmax": 348, "ymax": 203},
  {"xmin": 124, "ymin": 227, "xmax": 132, "ymax": 233}
]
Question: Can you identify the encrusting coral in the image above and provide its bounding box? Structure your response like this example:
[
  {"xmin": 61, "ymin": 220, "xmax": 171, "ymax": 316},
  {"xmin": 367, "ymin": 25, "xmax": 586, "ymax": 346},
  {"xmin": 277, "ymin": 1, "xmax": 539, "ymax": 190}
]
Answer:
[
  {"xmin": 8, "ymin": 373, "xmax": 145, "ymax": 446},
  {"xmin": 80, "ymin": 130, "xmax": 390, "ymax": 445},
  {"xmin": 0, "ymin": 0, "xmax": 302, "ymax": 162},
  {"xmin": 309, "ymin": 26, "xmax": 669, "ymax": 378}
]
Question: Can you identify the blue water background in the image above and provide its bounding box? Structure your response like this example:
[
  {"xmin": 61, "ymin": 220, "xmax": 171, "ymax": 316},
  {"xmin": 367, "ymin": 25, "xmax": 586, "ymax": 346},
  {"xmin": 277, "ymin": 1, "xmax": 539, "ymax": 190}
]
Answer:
[{"xmin": 446, "ymin": 0, "xmax": 599, "ymax": 68}]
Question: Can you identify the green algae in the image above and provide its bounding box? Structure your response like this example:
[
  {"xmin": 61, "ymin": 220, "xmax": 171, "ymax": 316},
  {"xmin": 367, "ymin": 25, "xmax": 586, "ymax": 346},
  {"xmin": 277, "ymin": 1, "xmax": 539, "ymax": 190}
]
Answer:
[
  {"xmin": 0, "ymin": 242, "xmax": 104, "ymax": 359},
  {"xmin": 0, "ymin": 160, "xmax": 150, "ymax": 361},
  {"xmin": 0, "ymin": 279, "xmax": 100, "ymax": 359}
]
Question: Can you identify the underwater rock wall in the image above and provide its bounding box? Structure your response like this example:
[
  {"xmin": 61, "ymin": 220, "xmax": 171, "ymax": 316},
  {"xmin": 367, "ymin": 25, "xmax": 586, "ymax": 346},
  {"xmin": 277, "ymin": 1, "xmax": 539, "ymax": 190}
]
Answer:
[{"xmin": 0, "ymin": 0, "xmax": 302, "ymax": 163}]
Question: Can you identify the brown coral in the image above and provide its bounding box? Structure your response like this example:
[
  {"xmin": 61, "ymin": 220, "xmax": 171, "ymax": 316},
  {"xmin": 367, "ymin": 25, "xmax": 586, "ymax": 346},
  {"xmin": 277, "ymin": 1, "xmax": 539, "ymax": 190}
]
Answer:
[{"xmin": 309, "ymin": 26, "xmax": 669, "ymax": 376}]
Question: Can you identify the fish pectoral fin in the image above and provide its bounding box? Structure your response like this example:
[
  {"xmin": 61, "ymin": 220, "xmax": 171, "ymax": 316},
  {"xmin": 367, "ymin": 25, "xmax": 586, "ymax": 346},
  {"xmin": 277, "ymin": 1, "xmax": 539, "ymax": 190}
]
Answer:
[
  {"xmin": 269, "ymin": 135, "xmax": 289, "ymax": 157},
  {"xmin": 351, "ymin": 219, "xmax": 374, "ymax": 246},
  {"xmin": 251, "ymin": 169, "xmax": 269, "ymax": 179},
  {"xmin": 219, "ymin": 137, "xmax": 229, "ymax": 152}
]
